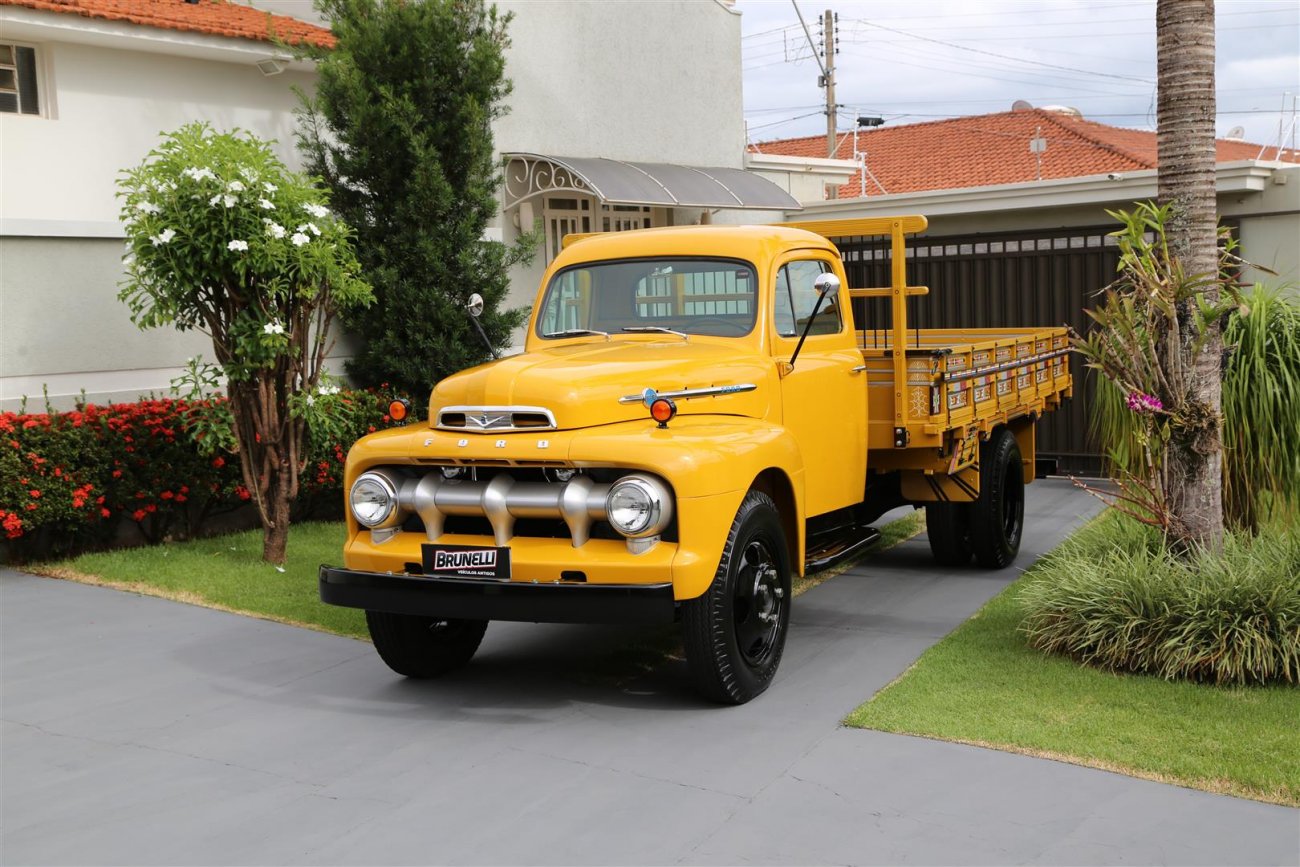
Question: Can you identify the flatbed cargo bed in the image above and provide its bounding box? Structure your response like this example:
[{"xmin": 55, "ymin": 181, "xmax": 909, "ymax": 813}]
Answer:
[{"xmin": 857, "ymin": 326, "xmax": 1072, "ymax": 452}]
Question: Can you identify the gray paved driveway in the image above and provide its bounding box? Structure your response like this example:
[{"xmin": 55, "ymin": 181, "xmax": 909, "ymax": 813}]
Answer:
[{"xmin": 3, "ymin": 480, "xmax": 1297, "ymax": 865}]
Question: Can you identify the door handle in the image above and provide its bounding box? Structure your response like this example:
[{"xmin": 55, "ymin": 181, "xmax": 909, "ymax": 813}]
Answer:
[{"xmin": 850, "ymin": 365, "xmax": 867, "ymax": 374}]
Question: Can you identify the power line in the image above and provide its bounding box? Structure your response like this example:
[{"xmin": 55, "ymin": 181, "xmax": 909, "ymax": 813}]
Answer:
[{"xmin": 844, "ymin": 18, "xmax": 1153, "ymax": 83}]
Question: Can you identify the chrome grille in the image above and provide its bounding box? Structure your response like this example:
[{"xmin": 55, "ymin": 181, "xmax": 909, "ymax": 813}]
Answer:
[{"xmin": 435, "ymin": 405, "xmax": 556, "ymax": 433}]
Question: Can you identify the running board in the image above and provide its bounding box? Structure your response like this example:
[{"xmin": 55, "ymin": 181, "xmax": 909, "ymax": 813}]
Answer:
[{"xmin": 804, "ymin": 525, "xmax": 883, "ymax": 573}]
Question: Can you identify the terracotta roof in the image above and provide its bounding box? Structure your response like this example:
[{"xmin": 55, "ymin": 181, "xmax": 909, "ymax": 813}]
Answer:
[
  {"xmin": 752, "ymin": 108, "xmax": 1300, "ymax": 198},
  {"xmin": 1, "ymin": 0, "xmax": 335, "ymax": 48}
]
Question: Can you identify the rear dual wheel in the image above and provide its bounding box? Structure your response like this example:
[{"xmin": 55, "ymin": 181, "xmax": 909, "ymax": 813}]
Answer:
[{"xmin": 925, "ymin": 427, "xmax": 1025, "ymax": 569}]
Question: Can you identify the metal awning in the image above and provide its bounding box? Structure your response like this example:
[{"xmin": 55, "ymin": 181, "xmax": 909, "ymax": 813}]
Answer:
[{"xmin": 503, "ymin": 153, "xmax": 802, "ymax": 211}]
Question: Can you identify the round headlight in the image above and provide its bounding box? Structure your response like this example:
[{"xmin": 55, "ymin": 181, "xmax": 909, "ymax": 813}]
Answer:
[
  {"xmin": 350, "ymin": 471, "xmax": 398, "ymax": 528},
  {"xmin": 605, "ymin": 474, "xmax": 672, "ymax": 538}
]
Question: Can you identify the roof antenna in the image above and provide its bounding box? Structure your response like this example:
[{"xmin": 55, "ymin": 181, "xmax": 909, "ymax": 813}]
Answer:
[{"xmin": 1029, "ymin": 125, "xmax": 1048, "ymax": 181}]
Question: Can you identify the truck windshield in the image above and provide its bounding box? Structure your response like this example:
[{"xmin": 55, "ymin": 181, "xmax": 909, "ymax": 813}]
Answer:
[{"xmin": 536, "ymin": 258, "xmax": 758, "ymax": 339}]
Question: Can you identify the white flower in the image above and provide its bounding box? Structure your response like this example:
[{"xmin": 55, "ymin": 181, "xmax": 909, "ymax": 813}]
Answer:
[
  {"xmin": 307, "ymin": 222, "xmax": 321, "ymax": 236},
  {"xmin": 304, "ymin": 203, "xmax": 330, "ymax": 219},
  {"xmin": 208, "ymin": 194, "xmax": 222, "ymax": 207},
  {"xmin": 265, "ymin": 221, "xmax": 286, "ymax": 239},
  {"xmin": 227, "ymin": 239, "xmax": 249, "ymax": 252},
  {"xmin": 227, "ymin": 180, "xmax": 245, "ymax": 193},
  {"xmin": 183, "ymin": 167, "xmax": 215, "ymax": 182},
  {"xmin": 317, "ymin": 384, "xmax": 341, "ymax": 396},
  {"xmin": 259, "ymin": 198, "xmax": 275, "ymax": 210},
  {"xmin": 290, "ymin": 232, "xmax": 310, "ymax": 247},
  {"xmin": 223, "ymin": 195, "xmax": 237, "ymax": 208},
  {"xmin": 150, "ymin": 228, "xmax": 176, "ymax": 246},
  {"xmin": 240, "ymin": 167, "xmax": 259, "ymax": 181},
  {"xmin": 263, "ymin": 320, "xmax": 285, "ymax": 335},
  {"xmin": 305, "ymin": 394, "xmax": 316, "ymax": 407},
  {"xmin": 263, "ymin": 182, "xmax": 277, "ymax": 193},
  {"xmin": 135, "ymin": 201, "xmax": 160, "ymax": 214}
]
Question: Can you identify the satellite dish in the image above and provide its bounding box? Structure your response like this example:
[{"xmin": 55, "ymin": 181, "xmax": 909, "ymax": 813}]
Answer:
[
  {"xmin": 1225, "ymin": 126, "xmax": 1246, "ymax": 141},
  {"xmin": 1012, "ymin": 99, "xmax": 1034, "ymax": 111}
]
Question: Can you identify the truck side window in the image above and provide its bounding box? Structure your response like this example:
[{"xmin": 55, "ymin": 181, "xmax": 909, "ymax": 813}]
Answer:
[{"xmin": 774, "ymin": 260, "xmax": 842, "ymax": 338}]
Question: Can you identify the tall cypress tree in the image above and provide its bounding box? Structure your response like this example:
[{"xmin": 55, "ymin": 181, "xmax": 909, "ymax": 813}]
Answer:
[{"xmin": 297, "ymin": 0, "xmax": 531, "ymax": 401}]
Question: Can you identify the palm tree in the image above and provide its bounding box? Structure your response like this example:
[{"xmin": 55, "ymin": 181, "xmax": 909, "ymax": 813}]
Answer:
[{"xmin": 1156, "ymin": 0, "xmax": 1224, "ymax": 549}]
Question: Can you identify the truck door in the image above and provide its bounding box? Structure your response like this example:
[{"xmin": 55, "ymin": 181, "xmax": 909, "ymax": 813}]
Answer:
[{"xmin": 771, "ymin": 256, "xmax": 868, "ymax": 518}]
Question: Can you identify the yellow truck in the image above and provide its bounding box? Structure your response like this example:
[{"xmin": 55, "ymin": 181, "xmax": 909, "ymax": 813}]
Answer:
[{"xmin": 320, "ymin": 216, "xmax": 1071, "ymax": 703}]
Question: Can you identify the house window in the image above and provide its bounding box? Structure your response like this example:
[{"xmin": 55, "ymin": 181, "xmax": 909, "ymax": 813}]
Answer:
[{"xmin": 0, "ymin": 43, "xmax": 40, "ymax": 115}]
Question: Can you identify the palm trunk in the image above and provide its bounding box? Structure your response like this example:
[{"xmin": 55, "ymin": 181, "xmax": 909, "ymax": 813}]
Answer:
[{"xmin": 1156, "ymin": 0, "xmax": 1224, "ymax": 550}]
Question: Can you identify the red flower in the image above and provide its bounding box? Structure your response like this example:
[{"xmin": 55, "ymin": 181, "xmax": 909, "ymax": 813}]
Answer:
[
  {"xmin": 175, "ymin": 494, "xmax": 187, "ymax": 503},
  {"xmin": 160, "ymin": 491, "xmax": 175, "ymax": 500},
  {"xmin": 235, "ymin": 485, "xmax": 251, "ymax": 501},
  {"xmin": 101, "ymin": 508, "xmax": 111, "ymax": 518},
  {"xmin": 28, "ymin": 489, "xmax": 41, "ymax": 499},
  {"xmin": 179, "ymin": 485, "xmax": 189, "ymax": 494},
  {"xmin": 212, "ymin": 457, "xmax": 225, "ymax": 468},
  {"xmin": 145, "ymin": 504, "xmax": 157, "ymax": 513},
  {"xmin": 112, "ymin": 469, "xmax": 123, "ymax": 478},
  {"xmin": 132, "ymin": 509, "xmax": 147, "ymax": 522}
]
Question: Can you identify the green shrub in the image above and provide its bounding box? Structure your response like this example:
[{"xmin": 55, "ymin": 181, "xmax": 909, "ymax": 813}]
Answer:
[
  {"xmin": 0, "ymin": 388, "xmax": 397, "ymax": 561},
  {"xmin": 1090, "ymin": 284, "xmax": 1300, "ymax": 532},
  {"xmin": 1019, "ymin": 512, "xmax": 1300, "ymax": 686}
]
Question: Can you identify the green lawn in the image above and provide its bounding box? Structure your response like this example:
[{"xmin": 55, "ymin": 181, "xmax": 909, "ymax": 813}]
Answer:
[
  {"xmin": 847, "ymin": 528, "xmax": 1300, "ymax": 807},
  {"xmin": 39, "ymin": 522, "xmax": 370, "ymax": 640}
]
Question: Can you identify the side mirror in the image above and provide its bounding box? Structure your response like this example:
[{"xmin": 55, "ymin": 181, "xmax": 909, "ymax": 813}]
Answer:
[
  {"xmin": 813, "ymin": 272, "xmax": 841, "ymax": 298},
  {"xmin": 466, "ymin": 293, "xmax": 485, "ymax": 318},
  {"xmin": 787, "ymin": 272, "xmax": 841, "ymax": 373}
]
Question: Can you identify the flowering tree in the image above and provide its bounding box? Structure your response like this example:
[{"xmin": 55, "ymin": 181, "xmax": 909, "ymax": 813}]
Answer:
[{"xmin": 118, "ymin": 123, "xmax": 372, "ymax": 563}]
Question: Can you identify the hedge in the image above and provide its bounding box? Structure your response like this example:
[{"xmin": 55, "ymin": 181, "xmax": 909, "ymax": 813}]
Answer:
[{"xmin": 0, "ymin": 388, "xmax": 400, "ymax": 562}]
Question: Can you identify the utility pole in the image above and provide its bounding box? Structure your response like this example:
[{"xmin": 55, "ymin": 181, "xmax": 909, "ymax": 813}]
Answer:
[{"xmin": 823, "ymin": 9, "xmax": 837, "ymax": 160}]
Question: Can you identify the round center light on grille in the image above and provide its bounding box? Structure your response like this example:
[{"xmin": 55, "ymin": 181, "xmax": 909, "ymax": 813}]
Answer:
[
  {"xmin": 605, "ymin": 474, "xmax": 672, "ymax": 538},
  {"xmin": 349, "ymin": 471, "xmax": 398, "ymax": 528}
]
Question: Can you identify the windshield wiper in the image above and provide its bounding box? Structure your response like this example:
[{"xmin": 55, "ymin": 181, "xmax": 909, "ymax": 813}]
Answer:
[
  {"xmin": 544, "ymin": 328, "xmax": 610, "ymax": 340},
  {"xmin": 621, "ymin": 326, "xmax": 689, "ymax": 341}
]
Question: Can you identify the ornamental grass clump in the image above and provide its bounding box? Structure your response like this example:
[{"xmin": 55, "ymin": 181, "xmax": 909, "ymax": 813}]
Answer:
[{"xmin": 1019, "ymin": 512, "xmax": 1300, "ymax": 686}]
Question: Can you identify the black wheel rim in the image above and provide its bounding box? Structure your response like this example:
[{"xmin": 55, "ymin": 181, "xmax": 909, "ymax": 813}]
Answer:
[
  {"xmin": 1002, "ymin": 463, "xmax": 1024, "ymax": 545},
  {"xmin": 732, "ymin": 539, "xmax": 784, "ymax": 667}
]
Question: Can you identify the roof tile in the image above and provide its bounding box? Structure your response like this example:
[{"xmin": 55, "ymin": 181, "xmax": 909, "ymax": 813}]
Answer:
[
  {"xmin": 1, "ymin": 0, "xmax": 334, "ymax": 48},
  {"xmin": 752, "ymin": 108, "xmax": 1299, "ymax": 198}
]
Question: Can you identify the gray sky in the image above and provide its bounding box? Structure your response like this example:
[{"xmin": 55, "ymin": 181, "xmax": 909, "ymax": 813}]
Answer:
[{"xmin": 735, "ymin": 0, "xmax": 1300, "ymax": 150}]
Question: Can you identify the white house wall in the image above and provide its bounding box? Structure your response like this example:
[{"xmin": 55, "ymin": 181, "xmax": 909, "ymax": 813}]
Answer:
[
  {"xmin": 3, "ymin": 2, "xmax": 753, "ymax": 409},
  {"xmin": 0, "ymin": 38, "xmax": 324, "ymax": 411},
  {"xmin": 492, "ymin": 0, "xmax": 745, "ymax": 317}
]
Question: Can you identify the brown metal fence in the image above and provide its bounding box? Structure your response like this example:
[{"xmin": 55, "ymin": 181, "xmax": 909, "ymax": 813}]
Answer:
[{"xmin": 836, "ymin": 225, "xmax": 1123, "ymax": 476}]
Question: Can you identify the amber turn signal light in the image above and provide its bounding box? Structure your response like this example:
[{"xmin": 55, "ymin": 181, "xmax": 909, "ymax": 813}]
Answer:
[
  {"xmin": 388, "ymin": 398, "xmax": 410, "ymax": 422},
  {"xmin": 649, "ymin": 397, "xmax": 677, "ymax": 428}
]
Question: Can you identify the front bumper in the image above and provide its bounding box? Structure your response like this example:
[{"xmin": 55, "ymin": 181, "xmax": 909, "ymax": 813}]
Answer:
[{"xmin": 319, "ymin": 565, "xmax": 677, "ymax": 624}]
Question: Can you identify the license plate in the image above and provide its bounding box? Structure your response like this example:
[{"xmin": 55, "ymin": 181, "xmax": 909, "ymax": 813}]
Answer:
[{"xmin": 421, "ymin": 544, "xmax": 511, "ymax": 579}]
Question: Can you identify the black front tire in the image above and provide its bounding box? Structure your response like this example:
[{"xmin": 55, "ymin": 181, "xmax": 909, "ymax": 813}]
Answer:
[
  {"xmin": 926, "ymin": 502, "xmax": 973, "ymax": 566},
  {"xmin": 682, "ymin": 490, "xmax": 792, "ymax": 704},
  {"xmin": 365, "ymin": 611, "xmax": 488, "ymax": 678},
  {"xmin": 969, "ymin": 428, "xmax": 1025, "ymax": 569}
]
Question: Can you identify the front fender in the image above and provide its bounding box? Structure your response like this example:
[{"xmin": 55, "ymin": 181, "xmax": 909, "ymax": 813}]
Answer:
[{"xmin": 568, "ymin": 417, "xmax": 806, "ymax": 600}]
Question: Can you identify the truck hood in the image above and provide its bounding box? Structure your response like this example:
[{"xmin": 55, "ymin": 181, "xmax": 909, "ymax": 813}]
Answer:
[{"xmin": 429, "ymin": 339, "xmax": 775, "ymax": 431}]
